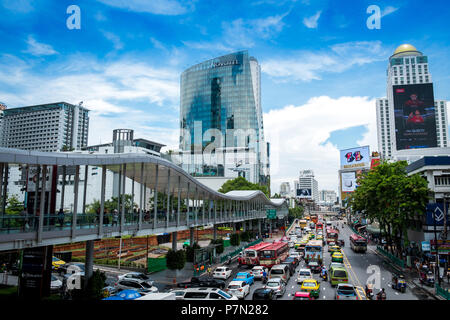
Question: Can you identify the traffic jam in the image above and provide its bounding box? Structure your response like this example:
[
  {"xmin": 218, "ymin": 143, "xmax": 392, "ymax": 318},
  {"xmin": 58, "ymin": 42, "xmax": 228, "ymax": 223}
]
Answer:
[{"xmin": 184, "ymin": 215, "xmax": 381, "ymax": 301}]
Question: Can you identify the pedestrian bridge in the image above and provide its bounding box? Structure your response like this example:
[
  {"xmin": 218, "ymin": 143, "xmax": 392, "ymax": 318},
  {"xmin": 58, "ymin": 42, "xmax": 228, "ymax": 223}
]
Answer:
[{"xmin": 0, "ymin": 148, "xmax": 288, "ymax": 251}]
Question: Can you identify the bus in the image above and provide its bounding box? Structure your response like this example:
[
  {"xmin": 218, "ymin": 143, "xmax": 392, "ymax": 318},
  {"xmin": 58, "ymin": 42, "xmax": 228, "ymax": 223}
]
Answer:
[
  {"xmin": 326, "ymin": 228, "xmax": 339, "ymax": 244},
  {"xmin": 258, "ymin": 241, "xmax": 289, "ymax": 268},
  {"xmin": 316, "ymin": 222, "xmax": 323, "ymax": 232},
  {"xmin": 304, "ymin": 240, "xmax": 323, "ymax": 263},
  {"xmin": 349, "ymin": 234, "xmax": 367, "ymax": 253},
  {"xmin": 238, "ymin": 242, "xmax": 273, "ymax": 266},
  {"xmin": 299, "ymin": 219, "xmax": 307, "ymax": 229}
]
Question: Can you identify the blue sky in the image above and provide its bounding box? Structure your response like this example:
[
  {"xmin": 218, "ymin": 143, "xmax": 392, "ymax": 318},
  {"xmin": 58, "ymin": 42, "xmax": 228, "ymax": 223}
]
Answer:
[{"xmin": 1, "ymin": 0, "xmax": 450, "ymax": 193}]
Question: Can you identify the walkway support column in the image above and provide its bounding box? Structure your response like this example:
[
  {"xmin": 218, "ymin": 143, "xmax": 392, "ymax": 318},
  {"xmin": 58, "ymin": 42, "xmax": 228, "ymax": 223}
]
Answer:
[
  {"xmin": 190, "ymin": 227, "xmax": 195, "ymax": 246},
  {"xmin": 213, "ymin": 224, "xmax": 217, "ymax": 240},
  {"xmin": 85, "ymin": 240, "xmax": 94, "ymax": 289},
  {"xmin": 172, "ymin": 231, "xmax": 177, "ymax": 251},
  {"xmin": 82, "ymin": 165, "xmax": 88, "ymax": 215},
  {"xmin": 99, "ymin": 165, "xmax": 106, "ymax": 237},
  {"xmin": 37, "ymin": 165, "xmax": 47, "ymax": 243},
  {"xmin": 138, "ymin": 163, "xmax": 144, "ymax": 231},
  {"xmin": 177, "ymin": 176, "xmax": 181, "ymax": 227},
  {"xmin": 166, "ymin": 169, "xmax": 171, "ymax": 228},
  {"xmin": 60, "ymin": 165, "xmax": 66, "ymax": 211},
  {"xmin": 120, "ymin": 163, "xmax": 126, "ymax": 233},
  {"xmin": 186, "ymin": 183, "xmax": 190, "ymax": 226},
  {"xmin": 71, "ymin": 165, "xmax": 80, "ymax": 240},
  {"xmin": 153, "ymin": 165, "xmax": 159, "ymax": 229}
]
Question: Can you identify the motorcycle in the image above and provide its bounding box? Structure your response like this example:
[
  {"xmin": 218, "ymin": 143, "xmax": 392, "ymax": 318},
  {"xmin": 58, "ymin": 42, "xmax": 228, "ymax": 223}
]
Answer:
[
  {"xmin": 419, "ymin": 270, "xmax": 435, "ymax": 287},
  {"xmin": 365, "ymin": 284, "xmax": 374, "ymax": 300},
  {"xmin": 376, "ymin": 290, "xmax": 386, "ymax": 300}
]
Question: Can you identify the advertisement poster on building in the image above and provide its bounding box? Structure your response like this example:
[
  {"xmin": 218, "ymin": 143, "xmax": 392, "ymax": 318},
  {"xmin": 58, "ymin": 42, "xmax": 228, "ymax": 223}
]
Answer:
[
  {"xmin": 296, "ymin": 188, "xmax": 312, "ymax": 198},
  {"xmin": 339, "ymin": 146, "xmax": 370, "ymax": 170},
  {"xmin": 393, "ymin": 83, "xmax": 437, "ymax": 150},
  {"xmin": 341, "ymin": 172, "xmax": 357, "ymax": 192}
]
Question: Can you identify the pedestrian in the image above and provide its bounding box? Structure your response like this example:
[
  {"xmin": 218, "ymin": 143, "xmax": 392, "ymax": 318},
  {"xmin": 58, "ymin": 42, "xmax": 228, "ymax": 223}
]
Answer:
[
  {"xmin": 21, "ymin": 209, "xmax": 30, "ymax": 231},
  {"xmin": 207, "ymin": 266, "xmax": 212, "ymax": 276},
  {"xmin": 262, "ymin": 269, "xmax": 267, "ymax": 284},
  {"xmin": 57, "ymin": 208, "xmax": 65, "ymax": 228},
  {"xmin": 112, "ymin": 209, "xmax": 119, "ymax": 226}
]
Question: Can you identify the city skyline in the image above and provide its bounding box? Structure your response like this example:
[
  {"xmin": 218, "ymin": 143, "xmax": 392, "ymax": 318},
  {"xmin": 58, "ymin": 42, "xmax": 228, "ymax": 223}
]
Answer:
[{"xmin": 1, "ymin": 0, "xmax": 450, "ymax": 194}]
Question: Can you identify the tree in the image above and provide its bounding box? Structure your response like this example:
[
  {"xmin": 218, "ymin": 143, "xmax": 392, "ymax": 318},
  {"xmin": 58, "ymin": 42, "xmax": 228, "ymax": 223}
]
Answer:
[
  {"xmin": 218, "ymin": 176, "xmax": 269, "ymax": 198},
  {"xmin": 288, "ymin": 206, "xmax": 304, "ymax": 223},
  {"xmin": 210, "ymin": 239, "xmax": 224, "ymax": 255},
  {"xmin": 349, "ymin": 160, "xmax": 429, "ymax": 257},
  {"xmin": 5, "ymin": 195, "xmax": 24, "ymax": 215},
  {"xmin": 272, "ymin": 193, "xmax": 282, "ymax": 199},
  {"xmin": 166, "ymin": 249, "xmax": 186, "ymax": 270},
  {"xmin": 185, "ymin": 242, "xmax": 201, "ymax": 262},
  {"xmin": 86, "ymin": 194, "xmax": 137, "ymax": 214},
  {"xmin": 230, "ymin": 233, "xmax": 240, "ymax": 246}
]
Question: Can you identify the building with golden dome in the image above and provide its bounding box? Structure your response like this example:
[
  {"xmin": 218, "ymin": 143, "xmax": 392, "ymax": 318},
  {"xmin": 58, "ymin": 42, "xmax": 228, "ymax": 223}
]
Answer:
[{"xmin": 376, "ymin": 44, "xmax": 449, "ymax": 161}]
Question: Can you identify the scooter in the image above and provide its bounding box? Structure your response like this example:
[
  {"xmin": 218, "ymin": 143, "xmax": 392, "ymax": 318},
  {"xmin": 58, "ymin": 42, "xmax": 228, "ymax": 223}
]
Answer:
[
  {"xmin": 376, "ymin": 290, "xmax": 386, "ymax": 300},
  {"xmin": 365, "ymin": 284, "xmax": 374, "ymax": 300}
]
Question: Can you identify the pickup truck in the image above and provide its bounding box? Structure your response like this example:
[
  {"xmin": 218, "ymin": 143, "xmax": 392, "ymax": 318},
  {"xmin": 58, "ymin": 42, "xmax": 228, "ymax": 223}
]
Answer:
[{"xmin": 177, "ymin": 276, "xmax": 226, "ymax": 289}]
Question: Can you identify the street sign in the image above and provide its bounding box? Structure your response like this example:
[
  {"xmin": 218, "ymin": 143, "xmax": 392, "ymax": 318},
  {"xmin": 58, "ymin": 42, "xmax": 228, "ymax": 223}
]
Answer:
[
  {"xmin": 266, "ymin": 209, "xmax": 276, "ymax": 219},
  {"xmin": 425, "ymin": 203, "xmax": 450, "ymax": 226},
  {"xmin": 421, "ymin": 241, "xmax": 430, "ymax": 251}
]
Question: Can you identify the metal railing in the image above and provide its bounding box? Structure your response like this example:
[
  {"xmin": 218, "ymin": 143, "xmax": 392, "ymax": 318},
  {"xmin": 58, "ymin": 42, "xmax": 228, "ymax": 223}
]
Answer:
[
  {"xmin": 435, "ymin": 283, "xmax": 450, "ymax": 300},
  {"xmin": 219, "ymin": 239, "xmax": 263, "ymax": 264},
  {"xmin": 376, "ymin": 245, "xmax": 405, "ymax": 268}
]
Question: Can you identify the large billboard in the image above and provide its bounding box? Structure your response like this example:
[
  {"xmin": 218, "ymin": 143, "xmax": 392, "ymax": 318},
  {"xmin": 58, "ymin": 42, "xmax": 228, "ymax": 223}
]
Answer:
[
  {"xmin": 297, "ymin": 188, "xmax": 312, "ymax": 198},
  {"xmin": 393, "ymin": 83, "xmax": 437, "ymax": 150},
  {"xmin": 341, "ymin": 172, "xmax": 357, "ymax": 192},
  {"xmin": 340, "ymin": 146, "xmax": 370, "ymax": 170}
]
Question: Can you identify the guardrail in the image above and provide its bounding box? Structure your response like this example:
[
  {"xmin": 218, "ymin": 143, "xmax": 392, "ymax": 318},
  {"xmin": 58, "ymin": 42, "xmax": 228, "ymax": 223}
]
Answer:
[
  {"xmin": 435, "ymin": 283, "xmax": 450, "ymax": 300},
  {"xmin": 219, "ymin": 239, "xmax": 263, "ymax": 264},
  {"xmin": 376, "ymin": 245, "xmax": 405, "ymax": 269}
]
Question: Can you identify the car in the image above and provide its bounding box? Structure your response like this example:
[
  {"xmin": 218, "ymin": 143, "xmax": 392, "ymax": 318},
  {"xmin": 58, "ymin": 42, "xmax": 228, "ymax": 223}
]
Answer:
[
  {"xmin": 177, "ymin": 276, "xmax": 226, "ymax": 289},
  {"xmin": 331, "ymin": 252, "xmax": 344, "ymax": 263},
  {"xmin": 52, "ymin": 256, "xmax": 66, "ymax": 270},
  {"xmin": 283, "ymin": 256, "xmax": 299, "ymax": 268},
  {"xmin": 181, "ymin": 287, "xmax": 238, "ymax": 300},
  {"xmin": 118, "ymin": 272, "xmax": 155, "ymax": 286},
  {"xmin": 301, "ymin": 279, "xmax": 320, "ymax": 299},
  {"xmin": 289, "ymin": 241, "xmax": 295, "ymax": 248},
  {"xmin": 280, "ymin": 259, "xmax": 296, "ymax": 276},
  {"xmin": 328, "ymin": 245, "xmax": 341, "ymax": 253},
  {"xmin": 293, "ymin": 291, "xmax": 313, "ymax": 300},
  {"xmin": 233, "ymin": 272, "xmax": 254, "ymax": 285},
  {"xmin": 59, "ymin": 262, "xmax": 85, "ymax": 275},
  {"xmin": 115, "ymin": 278, "xmax": 159, "ymax": 294},
  {"xmin": 250, "ymin": 266, "xmax": 268, "ymax": 280},
  {"xmin": 335, "ymin": 284, "xmax": 359, "ymax": 300},
  {"xmin": 328, "ymin": 241, "xmax": 336, "ymax": 248},
  {"xmin": 329, "ymin": 267, "xmax": 349, "ymax": 286},
  {"xmin": 297, "ymin": 269, "xmax": 313, "ymax": 284},
  {"xmin": 263, "ymin": 278, "xmax": 286, "ymax": 297},
  {"xmin": 226, "ymin": 280, "xmax": 250, "ymax": 299},
  {"xmin": 50, "ymin": 274, "xmax": 62, "ymax": 292},
  {"xmin": 252, "ymin": 288, "xmax": 277, "ymax": 300},
  {"xmin": 213, "ymin": 267, "xmax": 232, "ymax": 280},
  {"xmin": 289, "ymin": 252, "xmax": 301, "ymax": 261},
  {"xmin": 329, "ymin": 262, "xmax": 345, "ymax": 271},
  {"xmin": 168, "ymin": 289, "xmax": 187, "ymax": 300},
  {"xmin": 307, "ymin": 260, "xmax": 321, "ymax": 273}
]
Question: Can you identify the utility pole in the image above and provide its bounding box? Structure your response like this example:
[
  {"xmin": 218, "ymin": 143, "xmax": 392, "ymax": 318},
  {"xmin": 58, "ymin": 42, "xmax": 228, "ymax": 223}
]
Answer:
[{"xmin": 433, "ymin": 207, "xmax": 440, "ymax": 286}]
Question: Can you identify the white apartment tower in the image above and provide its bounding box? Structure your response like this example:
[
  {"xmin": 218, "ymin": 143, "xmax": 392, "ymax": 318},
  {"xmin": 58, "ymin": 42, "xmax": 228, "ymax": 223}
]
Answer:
[
  {"xmin": 376, "ymin": 44, "xmax": 448, "ymax": 160},
  {"xmin": 295, "ymin": 170, "xmax": 319, "ymax": 203}
]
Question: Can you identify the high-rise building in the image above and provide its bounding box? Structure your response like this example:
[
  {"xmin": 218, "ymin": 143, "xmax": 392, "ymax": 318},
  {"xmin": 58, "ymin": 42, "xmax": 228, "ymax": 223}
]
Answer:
[
  {"xmin": 279, "ymin": 182, "xmax": 291, "ymax": 197},
  {"xmin": 178, "ymin": 51, "xmax": 269, "ymax": 190},
  {"xmin": 0, "ymin": 102, "xmax": 89, "ymax": 152},
  {"xmin": 319, "ymin": 190, "xmax": 337, "ymax": 204},
  {"xmin": 376, "ymin": 44, "xmax": 449, "ymax": 161},
  {"xmin": 295, "ymin": 170, "xmax": 319, "ymax": 203}
]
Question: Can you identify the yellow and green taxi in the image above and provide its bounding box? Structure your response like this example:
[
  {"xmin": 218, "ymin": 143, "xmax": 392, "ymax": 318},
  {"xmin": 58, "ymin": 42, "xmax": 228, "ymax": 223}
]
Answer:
[
  {"xmin": 316, "ymin": 235, "xmax": 323, "ymax": 242},
  {"xmin": 331, "ymin": 252, "xmax": 344, "ymax": 263},
  {"xmin": 52, "ymin": 256, "xmax": 66, "ymax": 270},
  {"xmin": 300, "ymin": 279, "xmax": 320, "ymax": 299},
  {"xmin": 328, "ymin": 245, "xmax": 341, "ymax": 253},
  {"xmin": 329, "ymin": 267, "xmax": 349, "ymax": 286},
  {"xmin": 308, "ymin": 233, "xmax": 315, "ymax": 240}
]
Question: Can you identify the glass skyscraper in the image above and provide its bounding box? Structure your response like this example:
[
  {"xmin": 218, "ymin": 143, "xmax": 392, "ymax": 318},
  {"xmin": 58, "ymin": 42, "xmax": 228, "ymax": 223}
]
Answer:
[{"xmin": 179, "ymin": 51, "xmax": 269, "ymax": 186}]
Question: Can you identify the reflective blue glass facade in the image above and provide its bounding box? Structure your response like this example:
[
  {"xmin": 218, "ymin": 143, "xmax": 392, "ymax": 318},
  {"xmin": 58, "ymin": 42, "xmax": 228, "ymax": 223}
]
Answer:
[{"xmin": 179, "ymin": 51, "xmax": 268, "ymax": 184}]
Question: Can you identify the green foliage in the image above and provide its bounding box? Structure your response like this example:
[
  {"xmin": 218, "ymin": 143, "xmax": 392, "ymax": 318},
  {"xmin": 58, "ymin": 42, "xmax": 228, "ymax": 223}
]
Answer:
[
  {"xmin": 86, "ymin": 194, "xmax": 137, "ymax": 214},
  {"xmin": 5, "ymin": 195, "xmax": 24, "ymax": 215},
  {"xmin": 184, "ymin": 242, "xmax": 200, "ymax": 262},
  {"xmin": 218, "ymin": 176, "xmax": 270, "ymax": 198},
  {"xmin": 230, "ymin": 233, "xmax": 240, "ymax": 246},
  {"xmin": 166, "ymin": 249, "xmax": 186, "ymax": 270},
  {"xmin": 210, "ymin": 239, "xmax": 224, "ymax": 254},
  {"xmin": 85, "ymin": 270, "xmax": 107, "ymax": 300},
  {"xmin": 349, "ymin": 160, "xmax": 429, "ymax": 256},
  {"xmin": 272, "ymin": 193, "xmax": 282, "ymax": 198},
  {"xmin": 288, "ymin": 206, "xmax": 304, "ymax": 221},
  {"xmin": 239, "ymin": 231, "xmax": 254, "ymax": 242}
]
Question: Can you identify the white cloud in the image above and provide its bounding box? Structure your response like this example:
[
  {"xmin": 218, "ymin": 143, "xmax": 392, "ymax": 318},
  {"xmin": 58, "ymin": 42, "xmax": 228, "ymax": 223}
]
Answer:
[
  {"xmin": 261, "ymin": 41, "xmax": 388, "ymax": 81},
  {"xmin": 381, "ymin": 6, "xmax": 398, "ymax": 17},
  {"xmin": 264, "ymin": 96, "xmax": 378, "ymax": 194},
  {"xmin": 101, "ymin": 31, "xmax": 124, "ymax": 50},
  {"xmin": 24, "ymin": 35, "xmax": 58, "ymax": 56},
  {"xmin": 96, "ymin": 0, "xmax": 193, "ymax": 15},
  {"xmin": 0, "ymin": 54, "xmax": 181, "ymax": 145},
  {"xmin": 303, "ymin": 11, "xmax": 321, "ymax": 28}
]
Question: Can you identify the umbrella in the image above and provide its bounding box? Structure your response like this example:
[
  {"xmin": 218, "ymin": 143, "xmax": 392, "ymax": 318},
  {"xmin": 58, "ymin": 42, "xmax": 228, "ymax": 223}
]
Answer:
[
  {"xmin": 102, "ymin": 295, "xmax": 125, "ymax": 300},
  {"xmin": 117, "ymin": 289, "xmax": 142, "ymax": 300}
]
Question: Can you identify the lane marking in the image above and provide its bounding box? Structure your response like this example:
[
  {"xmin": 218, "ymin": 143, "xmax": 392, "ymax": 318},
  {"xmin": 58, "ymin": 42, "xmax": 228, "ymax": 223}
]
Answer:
[{"xmin": 342, "ymin": 250, "xmax": 368, "ymax": 300}]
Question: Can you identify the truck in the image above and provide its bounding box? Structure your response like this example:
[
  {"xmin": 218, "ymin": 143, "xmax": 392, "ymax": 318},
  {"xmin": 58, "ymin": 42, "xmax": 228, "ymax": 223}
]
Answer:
[{"xmin": 177, "ymin": 276, "xmax": 226, "ymax": 289}]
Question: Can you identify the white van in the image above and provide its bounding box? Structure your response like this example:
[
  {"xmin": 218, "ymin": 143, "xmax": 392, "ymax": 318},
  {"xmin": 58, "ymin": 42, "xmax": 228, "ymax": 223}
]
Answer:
[
  {"xmin": 181, "ymin": 287, "xmax": 239, "ymax": 300},
  {"xmin": 269, "ymin": 264, "xmax": 290, "ymax": 283}
]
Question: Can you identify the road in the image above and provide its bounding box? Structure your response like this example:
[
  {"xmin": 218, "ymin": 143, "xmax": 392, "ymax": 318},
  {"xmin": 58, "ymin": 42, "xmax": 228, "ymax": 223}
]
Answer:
[{"xmin": 217, "ymin": 219, "xmax": 426, "ymax": 300}]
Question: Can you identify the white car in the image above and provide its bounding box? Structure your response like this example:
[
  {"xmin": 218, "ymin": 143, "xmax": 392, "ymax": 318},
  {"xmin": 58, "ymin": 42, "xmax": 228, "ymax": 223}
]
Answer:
[
  {"xmin": 213, "ymin": 266, "xmax": 232, "ymax": 280},
  {"xmin": 250, "ymin": 266, "xmax": 268, "ymax": 280},
  {"xmin": 289, "ymin": 252, "xmax": 301, "ymax": 260},
  {"xmin": 181, "ymin": 288, "xmax": 239, "ymax": 300},
  {"xmin": 51, "ymin": 275, "xmax": 62, "ymax": 292},
  {"xmin": 118, "ymin": 272, "xmax": 154, "ymax": 286},
  {"xmin": 226, "ymin": 280, "xmax": 250, "ymax": 299},
  {"xmin": 297, "ymin": 269, "xmax": 313, "ymax": 284},
  {"xmin": 288, "ymin": 241, "xmax": 295, "ymax": 248}
]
